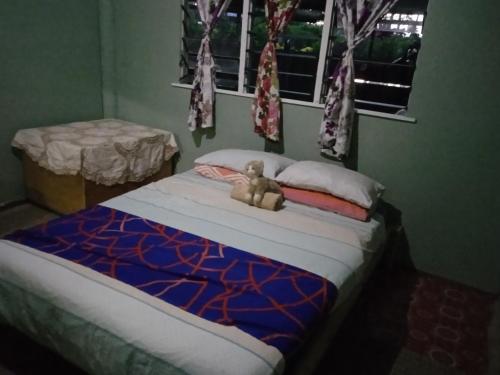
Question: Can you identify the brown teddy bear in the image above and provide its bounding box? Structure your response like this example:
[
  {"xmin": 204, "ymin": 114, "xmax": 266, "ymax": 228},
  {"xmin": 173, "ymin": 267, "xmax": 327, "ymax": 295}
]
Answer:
[{"xmin": 243, "ymin": 160, "xmax": 282, "ymax": 207}]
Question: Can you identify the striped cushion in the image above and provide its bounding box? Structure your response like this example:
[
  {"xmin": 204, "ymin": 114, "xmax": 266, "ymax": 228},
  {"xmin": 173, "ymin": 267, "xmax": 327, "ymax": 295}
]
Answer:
[{"xmin": 194, "ymin": 164, "xmax": 250, "ymax": 185}]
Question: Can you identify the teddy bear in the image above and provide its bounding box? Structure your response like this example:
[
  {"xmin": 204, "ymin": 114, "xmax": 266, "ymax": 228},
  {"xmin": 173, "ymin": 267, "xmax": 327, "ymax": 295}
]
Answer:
[{"xmin": 243, "ymin": 160, "xmax": 282, "ymax": 207}]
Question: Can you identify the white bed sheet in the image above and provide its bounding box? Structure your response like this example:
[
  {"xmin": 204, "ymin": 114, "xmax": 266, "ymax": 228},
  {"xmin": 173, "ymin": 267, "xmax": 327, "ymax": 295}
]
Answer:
[{"xmin": 0, "ymin": 171, "xmax": 385, "ymax": 375}]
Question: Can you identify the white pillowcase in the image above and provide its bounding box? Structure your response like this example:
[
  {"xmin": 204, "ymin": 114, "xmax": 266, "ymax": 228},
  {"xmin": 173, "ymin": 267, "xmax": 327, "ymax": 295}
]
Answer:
[
  {"xmin": 275, "ymin": 160, "xmax": 385, "ymax": 209},
  {"xmin": 194, "ymin": 149, "xmax": 296, "ymax": 178}
]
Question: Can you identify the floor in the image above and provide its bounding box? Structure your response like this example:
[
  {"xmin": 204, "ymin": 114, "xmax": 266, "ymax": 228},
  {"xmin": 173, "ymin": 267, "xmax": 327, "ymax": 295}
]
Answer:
[
  {"xmin": 0, "ymin": 203, "xmax": 57, "ymax": 237},
  {"xmin": 314, "ymin": 269, "xmax": 499, "ymax": 375},
  {"xmin": 0, "ymin": 202, "xmax": 498, "ymax": 375}
]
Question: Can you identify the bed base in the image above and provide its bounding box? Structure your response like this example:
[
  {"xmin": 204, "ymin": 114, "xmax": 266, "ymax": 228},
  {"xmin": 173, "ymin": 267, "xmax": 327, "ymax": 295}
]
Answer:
[{"xmin": 287, "ymin": 241, "xmax": 387, "ymax": 374}]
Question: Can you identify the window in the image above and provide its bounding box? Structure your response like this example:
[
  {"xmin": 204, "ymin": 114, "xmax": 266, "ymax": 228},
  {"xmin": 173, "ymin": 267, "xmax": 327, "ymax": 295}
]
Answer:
[
  {"xmin": 180, "ymin": 0, "xmax": 243, "ymax": 90},
  {"xmin": 179, "ymin": 0, "xmax": 428, "ymax": 114},
  {"xmin": 245, "ymin": 0, "xmax": 326, "ymax": 102}
]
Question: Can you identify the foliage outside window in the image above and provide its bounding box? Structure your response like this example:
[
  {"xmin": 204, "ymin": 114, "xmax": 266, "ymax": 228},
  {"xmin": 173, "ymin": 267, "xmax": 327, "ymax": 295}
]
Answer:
[{"xmin": 180, "ymin": 0, "xmax": 428, "ymax": 114}]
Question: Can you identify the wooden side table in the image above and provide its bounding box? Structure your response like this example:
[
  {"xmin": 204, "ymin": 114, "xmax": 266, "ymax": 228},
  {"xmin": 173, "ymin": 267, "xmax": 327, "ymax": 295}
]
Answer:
[
  {"xmin": 13, "ymin": 119, "xmax": 178, "ymax": 214},
  {"xmin": 22, "ymin": 153, "xmax": 173, "ymax": 214}
]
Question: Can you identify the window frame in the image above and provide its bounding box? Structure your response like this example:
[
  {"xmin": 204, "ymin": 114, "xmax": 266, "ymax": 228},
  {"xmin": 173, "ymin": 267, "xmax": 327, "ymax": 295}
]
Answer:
[{"xmin": 174, "ymin": 0, "xmax": 417, "ymax": 123}]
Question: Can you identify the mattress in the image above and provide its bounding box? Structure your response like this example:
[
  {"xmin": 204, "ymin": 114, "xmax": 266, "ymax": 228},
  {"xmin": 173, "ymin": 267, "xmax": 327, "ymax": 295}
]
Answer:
[{"xmin": 0, "ymin": 170, "xmax": 386, "ymax": 375}]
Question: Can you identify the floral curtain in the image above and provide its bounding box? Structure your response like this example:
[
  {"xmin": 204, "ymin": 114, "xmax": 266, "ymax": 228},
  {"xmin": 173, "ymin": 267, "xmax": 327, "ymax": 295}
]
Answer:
[
  {"xmin": 188, "ymin": 0, "xmax": 232, "ymax": 131},
  {"xmin": 318, "ymin": 0, "xmax": 398, "ymax": 159},
  {"xmin": 252, "ymin": 0, "xmax": 301, "ymax": 141}
]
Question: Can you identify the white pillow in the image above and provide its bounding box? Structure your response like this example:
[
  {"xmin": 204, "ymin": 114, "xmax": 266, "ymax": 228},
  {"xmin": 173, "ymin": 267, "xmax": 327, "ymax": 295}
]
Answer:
[
  {"xmin": 275, "ymin": 160, "xmax": 385, "ymax": 209},
  {"xmin": 195, "ymin": 149, "xmax": 296, "ymax": 178}
]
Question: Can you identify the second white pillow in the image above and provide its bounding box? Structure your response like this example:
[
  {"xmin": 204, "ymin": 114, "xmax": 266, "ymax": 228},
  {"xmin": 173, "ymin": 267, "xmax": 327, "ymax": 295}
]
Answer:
[{"xmin": 275, "ymin": 160, "xmax": 385, "ymax": 209}]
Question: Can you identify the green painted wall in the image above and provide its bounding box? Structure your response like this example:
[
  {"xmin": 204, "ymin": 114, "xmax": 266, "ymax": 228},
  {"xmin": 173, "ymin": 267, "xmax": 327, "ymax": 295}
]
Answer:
[
  {"xmin": 106, "ymin": 0, "xmax": 500, "ymax": 292},
  {"xmin": 0, "ymin": 0, "xmax": 103, "ymax": 203}
]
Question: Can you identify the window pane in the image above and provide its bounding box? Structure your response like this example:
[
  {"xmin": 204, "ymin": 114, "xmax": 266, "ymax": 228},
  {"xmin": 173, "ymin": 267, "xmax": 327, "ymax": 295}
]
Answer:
[
  {"xmin": 180, "ymin": 0, "xmax": 242, "ymax": 91},
  {"xmin": 322, "ymin": 0, "xmax": 428, "ymax": 113},
  {"xmin": 245, "ymin": 0, "xmax": 326, "ymax": 102}
]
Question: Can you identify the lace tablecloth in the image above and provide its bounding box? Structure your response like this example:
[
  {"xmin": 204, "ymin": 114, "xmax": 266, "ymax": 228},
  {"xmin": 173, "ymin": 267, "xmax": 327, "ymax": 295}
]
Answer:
[{"xmin": 12, "ymin": 119, "xmax": 178, "ymax": 186}]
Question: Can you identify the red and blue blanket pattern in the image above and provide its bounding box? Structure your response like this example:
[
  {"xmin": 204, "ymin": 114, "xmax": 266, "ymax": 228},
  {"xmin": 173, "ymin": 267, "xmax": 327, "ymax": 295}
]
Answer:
[{"xmin": 4, "ymin": 205, "xmax": 337, "ymax": 356}]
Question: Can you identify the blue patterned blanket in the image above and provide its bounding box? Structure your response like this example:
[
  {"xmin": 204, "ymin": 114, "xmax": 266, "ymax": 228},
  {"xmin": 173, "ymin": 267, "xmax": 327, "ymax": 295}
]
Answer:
[{"xmin": 4, "ymin": 205, "xmax": 337, "ymax": 356}]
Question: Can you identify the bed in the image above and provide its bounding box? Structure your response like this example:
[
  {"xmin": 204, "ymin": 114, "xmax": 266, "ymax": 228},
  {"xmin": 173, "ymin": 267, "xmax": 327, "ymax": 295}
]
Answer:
[{"xmin": 0, "ymin": 169, "xmax": 386, "ymax": 375}]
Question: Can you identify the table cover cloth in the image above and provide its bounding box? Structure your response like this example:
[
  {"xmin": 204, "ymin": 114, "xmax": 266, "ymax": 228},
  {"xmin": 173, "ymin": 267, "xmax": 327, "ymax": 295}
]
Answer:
[{"xmin": 12, "ymin": 119, "xmax": 178, "ymax": 186}]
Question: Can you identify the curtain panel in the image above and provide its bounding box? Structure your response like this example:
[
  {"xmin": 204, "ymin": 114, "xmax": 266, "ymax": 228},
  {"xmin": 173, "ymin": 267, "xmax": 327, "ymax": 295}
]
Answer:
[
  {"xmin": 252, "ymin": 0, "xmax": 301, "ymax": 141},
  {"xmin": 319, "ymin": 0, "xmax": 398, "ymax": 159},
  {"xmin": 188, "ymin": 0, "xmax": 232, "ymax": 131}
]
